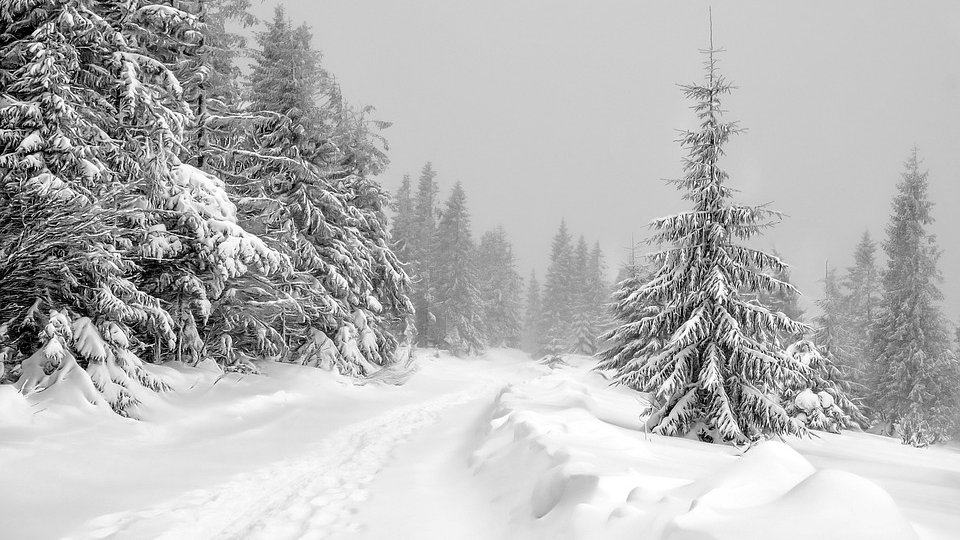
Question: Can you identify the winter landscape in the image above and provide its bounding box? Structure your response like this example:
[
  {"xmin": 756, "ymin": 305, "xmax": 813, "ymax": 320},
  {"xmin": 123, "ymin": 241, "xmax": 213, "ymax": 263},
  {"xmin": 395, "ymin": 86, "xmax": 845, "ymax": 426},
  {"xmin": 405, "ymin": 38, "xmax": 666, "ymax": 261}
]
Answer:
[{"xmin": 1, "ymin": 1, "xmax": 959, "ymax": 539}]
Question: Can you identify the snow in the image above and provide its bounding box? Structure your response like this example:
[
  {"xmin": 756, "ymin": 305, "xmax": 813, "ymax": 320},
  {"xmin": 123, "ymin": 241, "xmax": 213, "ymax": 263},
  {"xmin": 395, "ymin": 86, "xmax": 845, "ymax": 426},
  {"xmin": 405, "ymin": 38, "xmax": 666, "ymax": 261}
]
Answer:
[{"xmin": 2, "ymin": 351, "xmax": 959, "ymax": 539}]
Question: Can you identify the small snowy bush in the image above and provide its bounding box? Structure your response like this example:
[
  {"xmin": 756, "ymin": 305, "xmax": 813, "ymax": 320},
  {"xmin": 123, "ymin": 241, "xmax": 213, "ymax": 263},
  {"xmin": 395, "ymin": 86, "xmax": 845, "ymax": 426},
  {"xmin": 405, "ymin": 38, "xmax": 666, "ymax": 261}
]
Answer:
[{"xmin": 783, "ymin": 340, "xmax": 865, "ymax": 433}]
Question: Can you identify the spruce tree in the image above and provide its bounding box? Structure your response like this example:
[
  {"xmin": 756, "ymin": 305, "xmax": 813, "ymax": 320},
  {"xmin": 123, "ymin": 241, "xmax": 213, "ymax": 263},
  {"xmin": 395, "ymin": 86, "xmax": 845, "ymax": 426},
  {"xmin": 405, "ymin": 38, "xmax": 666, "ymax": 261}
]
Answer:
[
  {"xmin": 410, "ymin": 163, "xmax": 439, "ymax": 346},
  {"xmin": 598, "ymin": 39, "xmax": 809, "ymax": 443},
  {"xmin": 477, "ymin": 227, "xmax": 523, "ymax": 348},
  {"xmin": 812, "ymin": 266, "xmax": 863, "ymax": 402},
  {"xmin": 540, "ymin": 220, "xmax": 575, "ymax": 356},
  {"xmin": 435, "ymin": 183, "xmax": 485, "ymax": 355},
  {"xmin": 842, "ymin": 230, "xmax": 880, "ymax": 381},
  {"xmin": 871, "ymin": 150, "xmax": 960, "ymax": 445},
  {"xmin": 211, "ymin": 7, "xmax": 410, "ymax": 374},
  {"xmin": 0, "ymin": 0, "xmax": 278, "ymax": 412},
  {"xmin": 390, "ymin": 174, "xmax": 415, "ymax": 267},
  {"xmin": 523, "ymin": 271, "xmax": 543, "ymax": 356}
]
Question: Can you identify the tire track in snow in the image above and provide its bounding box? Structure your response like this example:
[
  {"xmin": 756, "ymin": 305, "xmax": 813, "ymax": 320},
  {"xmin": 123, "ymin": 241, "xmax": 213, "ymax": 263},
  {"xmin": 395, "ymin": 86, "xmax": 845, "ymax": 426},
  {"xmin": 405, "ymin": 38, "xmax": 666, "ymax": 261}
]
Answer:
[{"xmin": 67, "ymin": 384, "xmax": 499, "ymax": 540}]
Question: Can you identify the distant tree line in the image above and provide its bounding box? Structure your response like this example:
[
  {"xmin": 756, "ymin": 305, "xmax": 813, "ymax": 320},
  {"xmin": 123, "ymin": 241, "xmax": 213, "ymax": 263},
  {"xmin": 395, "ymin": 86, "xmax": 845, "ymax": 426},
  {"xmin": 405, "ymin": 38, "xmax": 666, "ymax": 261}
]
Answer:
[{"xmin": 389, "ymin": 164, "xmax": 523, "ymax": 355}]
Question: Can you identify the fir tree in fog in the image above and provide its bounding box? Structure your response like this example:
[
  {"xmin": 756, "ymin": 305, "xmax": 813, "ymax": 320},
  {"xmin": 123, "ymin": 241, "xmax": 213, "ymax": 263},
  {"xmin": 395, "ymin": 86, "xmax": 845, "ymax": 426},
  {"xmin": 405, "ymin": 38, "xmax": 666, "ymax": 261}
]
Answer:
[
  {"xmin": 477, "ymin": 227, "xmax": 524, "ymax": 348},
  {"xmin": 523, "ymin": 271, "xmax": 543, "ymax": 355},
  {"xmin": 870, "ymin": 151, "xmax": 960, "ymax": 445},
  {"xmin": 410, "ymin": 163, "xmax": 440, "ymax": 346},
  {"xmin": 434, "ymin": 183, "xmax": 485, "ymax": 355},
  {"xmin": 540, "ymin": 221, "xmax": 575, "ymax": 356}
]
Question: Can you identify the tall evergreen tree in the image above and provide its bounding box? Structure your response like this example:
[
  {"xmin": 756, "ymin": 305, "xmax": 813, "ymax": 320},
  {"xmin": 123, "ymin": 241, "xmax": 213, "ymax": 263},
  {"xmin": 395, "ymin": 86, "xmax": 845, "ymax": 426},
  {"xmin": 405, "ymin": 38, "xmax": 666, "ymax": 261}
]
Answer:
[
  {"xmin": 813, "ymin": 266, "xmax": 862, "ymax": 402},
  {"xmin": 477, "ymin": 227, "xmax": 523, "ymax": 348},
  {"xmin": 390, "ymin": 174, "xmax": 415, "ymax": 266},
  {"xmin": 523, "ymin": 271, "xmax": 543, "ymax": 355},
  {"xmin": 410, "ymin": 163, "xmax": 439, "ymax": 346},
  {"xmin": 842, "ymin": 230, "xmax": 880, "ymax": 378},
  {"xmin": 540, "ymin": 220, "xmax": 575, "ymax": 356},
  {"xmin": 570, "ymin": 237, "xmax": 594, "ymax": 354},
  {"xmin": 203, "ymin": 7, "xmax": 409, "ymax": 374},
  {"xmin": 0, "ymin": 0, "xmax": 284, "ymax": 412},
  {"xmin": 870, "ymin": 150, "xmax": 960, "ymax": 445},
  {"xmin": 435, "ymin": 183, "xmax": 485, "ymax": 355},
  {"xmin": 598, "ymin": 40, "xmax": 811, "ymax": 443}
]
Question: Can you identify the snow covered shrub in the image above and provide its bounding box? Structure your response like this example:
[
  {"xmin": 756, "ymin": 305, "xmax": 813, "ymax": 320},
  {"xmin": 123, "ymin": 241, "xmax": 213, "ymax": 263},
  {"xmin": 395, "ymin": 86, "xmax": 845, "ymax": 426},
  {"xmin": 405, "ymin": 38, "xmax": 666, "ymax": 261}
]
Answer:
[{"xmin": 783, "ymin": 340, "xmax": 866, "ymax": 433}]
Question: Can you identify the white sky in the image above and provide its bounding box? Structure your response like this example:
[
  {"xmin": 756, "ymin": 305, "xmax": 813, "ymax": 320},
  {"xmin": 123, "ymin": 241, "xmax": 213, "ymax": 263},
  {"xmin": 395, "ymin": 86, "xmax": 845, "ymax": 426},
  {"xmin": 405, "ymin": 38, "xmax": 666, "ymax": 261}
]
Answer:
[{"xmin": 269, "ymin": 0, "xmax": 960, "ymax": 323}]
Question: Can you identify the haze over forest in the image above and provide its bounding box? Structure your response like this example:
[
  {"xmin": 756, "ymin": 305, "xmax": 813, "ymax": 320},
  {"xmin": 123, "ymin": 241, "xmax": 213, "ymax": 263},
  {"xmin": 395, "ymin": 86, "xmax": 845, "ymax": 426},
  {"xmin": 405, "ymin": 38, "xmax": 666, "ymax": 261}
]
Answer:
[{"xmin": 266, "ymin": 0, "xmax": 960, "ymax": 322}]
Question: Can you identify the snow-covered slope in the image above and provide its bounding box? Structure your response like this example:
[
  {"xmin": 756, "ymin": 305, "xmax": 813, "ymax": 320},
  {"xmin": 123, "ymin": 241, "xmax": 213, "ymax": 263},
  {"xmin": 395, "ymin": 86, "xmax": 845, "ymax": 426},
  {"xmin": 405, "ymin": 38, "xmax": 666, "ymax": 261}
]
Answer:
[
  {"xmin": 469, "ymin": 356, "xmax": 960, "ymax": 540},
  {"xmin": 2, "ymin": 350, "xmax": 958, "ymax": 540}
]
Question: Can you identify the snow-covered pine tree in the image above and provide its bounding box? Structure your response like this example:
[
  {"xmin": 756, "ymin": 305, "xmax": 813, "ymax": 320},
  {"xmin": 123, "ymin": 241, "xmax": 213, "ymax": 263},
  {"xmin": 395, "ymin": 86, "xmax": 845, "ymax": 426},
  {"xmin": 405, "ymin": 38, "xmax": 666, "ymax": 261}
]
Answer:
[
  {"xmin": 597, "ymin": 39, "xmax": 809, "ymax": 444},
  {"xmin": 216, "ymin": 7, "xmax": 409, "ymax": 374},
  {"xmin": 540, "ymin": 220, "xmax": 575, "ymax": 356},
  {"xmin": 434, "ymin": 183, "xmax": 485, "ymax": 355},
  {"xmin": 390, "ymin": 174, "xmax": 416, "ymax": 268},
  {"xmin": 870, "ymin": 150, "xmax": 960, "ymax": 445},
  {"xmin": 115, "ymin": 1, "xmax": 288, "ymax": 371},
  {"xmin": 812, "ymin": 268, "xmax": 863, "ymax": 388},
  {"xmin": 410, "ymin": 163, "xmax": 440, "ymax": 346},
  {"xmin": 523, "ymin": 271, "xmax": 543, "ymax": 356},
  {"xmin": 841, "ymin": 230, "xmax": 880, "ymax": 386},
  {"xmin": 571, "ymin": 236, "xmax": 597, "ymax": 355},
  {"xmin": 812, "ymin": 267, "xmax": 864, "ymax": 404},
  {"xmin": 0, "ymin": 0, "xmax": 203, "ymax": 413},
  {"xmin": 783, "ymin": 340, "xmax": 866, "ymax": 433},
  {"xmin": 477, "ymin": 227, "xmax": 523, "ymax": 348}
]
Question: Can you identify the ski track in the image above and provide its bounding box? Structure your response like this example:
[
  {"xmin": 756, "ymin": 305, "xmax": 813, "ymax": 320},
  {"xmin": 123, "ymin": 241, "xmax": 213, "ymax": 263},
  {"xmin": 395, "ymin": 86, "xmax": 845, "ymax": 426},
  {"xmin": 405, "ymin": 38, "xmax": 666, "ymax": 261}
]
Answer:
[{"xmin": 66, "ymin": 383, "xmax": 499, "ymax": 540}]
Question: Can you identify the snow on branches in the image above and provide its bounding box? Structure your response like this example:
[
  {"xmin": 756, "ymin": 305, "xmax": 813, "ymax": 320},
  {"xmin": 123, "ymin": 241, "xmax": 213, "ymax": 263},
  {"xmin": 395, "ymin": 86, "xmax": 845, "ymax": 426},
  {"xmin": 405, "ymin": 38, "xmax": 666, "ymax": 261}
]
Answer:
[{"xmin": 598, "ymin": 43, "xmax": 814, "ymax": 444}]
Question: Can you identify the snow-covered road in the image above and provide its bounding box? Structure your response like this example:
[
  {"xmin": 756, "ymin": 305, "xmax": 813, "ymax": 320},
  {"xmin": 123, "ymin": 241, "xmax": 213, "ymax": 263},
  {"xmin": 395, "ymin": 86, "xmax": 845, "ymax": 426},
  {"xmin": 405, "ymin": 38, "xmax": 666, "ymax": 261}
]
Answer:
[
  {"xmin": 5, "ymin": 350, "xmax": 960, "ymax": 540},
  {"xmin": 67, "ymin": 384, "xmax": 504, "ymax": 540},
  {"xmin": 1, "ymin": 349, "xmax": 544, "ymax": 539}
]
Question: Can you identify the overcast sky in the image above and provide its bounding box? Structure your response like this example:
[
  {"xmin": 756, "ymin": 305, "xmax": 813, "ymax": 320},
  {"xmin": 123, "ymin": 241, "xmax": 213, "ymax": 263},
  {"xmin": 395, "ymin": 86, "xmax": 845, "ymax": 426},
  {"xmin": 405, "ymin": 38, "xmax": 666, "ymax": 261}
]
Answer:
[{"xmin": 269, "ymin": 0, "xmax": 960, "ymax": 322}]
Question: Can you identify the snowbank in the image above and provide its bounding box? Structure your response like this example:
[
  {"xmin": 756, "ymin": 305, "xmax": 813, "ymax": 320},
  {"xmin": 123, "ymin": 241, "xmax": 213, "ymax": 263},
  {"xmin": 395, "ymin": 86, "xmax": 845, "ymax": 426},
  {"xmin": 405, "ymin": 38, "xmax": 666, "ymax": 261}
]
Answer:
[{"xmin": 470, "ymin": 356, "xmax": 948, "ymax": 540}]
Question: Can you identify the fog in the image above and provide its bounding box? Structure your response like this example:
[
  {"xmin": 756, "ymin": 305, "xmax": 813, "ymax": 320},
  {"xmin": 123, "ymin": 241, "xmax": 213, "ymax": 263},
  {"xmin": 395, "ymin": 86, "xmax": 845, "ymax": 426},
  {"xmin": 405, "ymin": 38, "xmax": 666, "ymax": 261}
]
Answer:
[{"xmin": 275, "ymin": 0, "xmax": 960, "ymax": 321}]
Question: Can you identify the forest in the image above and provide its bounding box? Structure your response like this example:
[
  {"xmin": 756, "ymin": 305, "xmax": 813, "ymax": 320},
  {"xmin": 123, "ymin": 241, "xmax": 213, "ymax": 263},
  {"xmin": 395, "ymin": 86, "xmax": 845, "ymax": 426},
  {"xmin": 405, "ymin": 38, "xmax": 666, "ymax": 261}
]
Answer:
[
  {"xmin": 1, "ymin": 0, "xmax": 959, "ymax": 450},
  {"xmin": 3, "ymin": 2, "xmax": 960, "ymax": 539}
]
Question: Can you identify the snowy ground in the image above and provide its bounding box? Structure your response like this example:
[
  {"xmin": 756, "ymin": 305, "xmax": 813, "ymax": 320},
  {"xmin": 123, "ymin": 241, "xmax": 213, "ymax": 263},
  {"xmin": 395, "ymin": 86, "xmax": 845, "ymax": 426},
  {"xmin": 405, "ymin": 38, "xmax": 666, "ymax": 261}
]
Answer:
[{"xmin": 2, "ymin": 350, "xmax": 958, "ymax": 540}]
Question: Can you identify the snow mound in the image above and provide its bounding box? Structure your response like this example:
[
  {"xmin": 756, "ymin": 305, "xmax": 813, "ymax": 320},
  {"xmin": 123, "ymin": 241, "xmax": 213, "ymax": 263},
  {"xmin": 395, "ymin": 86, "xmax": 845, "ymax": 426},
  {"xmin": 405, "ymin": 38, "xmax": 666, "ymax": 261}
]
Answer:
[
  {"xmin": 667, "ymin": 469, "xmax": 918, "ymax": 540},
  {"xmin": 672, "ymin": 441, "xmax": 815, "ymax": 509},
  {"xmin": 471, "ymin": 362, "xmax": 924, "ymax": 540}
]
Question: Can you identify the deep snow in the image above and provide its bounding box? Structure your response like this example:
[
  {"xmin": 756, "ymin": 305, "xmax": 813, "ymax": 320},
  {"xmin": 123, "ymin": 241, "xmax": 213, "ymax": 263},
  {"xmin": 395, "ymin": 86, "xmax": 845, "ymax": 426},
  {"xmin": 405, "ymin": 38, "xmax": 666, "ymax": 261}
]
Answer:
[{"xmin": 1, "ymin": 350, "xmax": 958, "ymax": 540}]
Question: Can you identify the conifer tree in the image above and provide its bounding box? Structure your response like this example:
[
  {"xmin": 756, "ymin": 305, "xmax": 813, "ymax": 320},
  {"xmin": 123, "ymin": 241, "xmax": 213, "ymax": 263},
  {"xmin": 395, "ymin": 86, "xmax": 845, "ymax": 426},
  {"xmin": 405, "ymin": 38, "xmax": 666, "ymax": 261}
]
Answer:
[
  {"xmin": 208, "ymin": 7, "xmax": 409, "ymax": 374},
  {"xmin": 783, "ymin": 340, "xmax": 866, "ymax": 432},
  {"xmin": 523, "ymin": 271, "xmax": 543, "ymax": 355},
  {"xmin": 842, "ymin": 230, "xmax": 880, "ymax": 379},
  {"xmin": 598, "ymin": 38, "xmax": 809, "ymax": 443},
  {"xmin": 570, "ymin": 237, "xmax": 595, "ymax": 354},
  {"xmin": 813, "ymin": 266, "xmax": 862, "ymax": 401},
  {"xmin": 871, "ymin": 150, "xmax": 960, "ymax": 445},
  {"xmin": 410, "ymin": 163, "xmax": 439, "ymax": 346},
  {"xmin": 435, "ymin": 183, "xmax": 485, "ymax": 355},
  {"xmin": 477, "ymin": 227, "xmax": 523, "ymax": 348},
  {"xmin": 390, "ymin": 174, "xmax": 415, "ymax": 267},
  {"xmin": 540, "ymin": 220, "xmax": 575, "ymax": 355},
  {"xmin": 0, "ymin": 0, "xmax": 283, "ymax": 412}
]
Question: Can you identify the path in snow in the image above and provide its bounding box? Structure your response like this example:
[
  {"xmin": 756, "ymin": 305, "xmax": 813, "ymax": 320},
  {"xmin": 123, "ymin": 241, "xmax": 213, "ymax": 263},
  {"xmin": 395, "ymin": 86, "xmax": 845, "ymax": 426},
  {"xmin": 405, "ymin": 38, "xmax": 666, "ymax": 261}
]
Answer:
[{"xmin": 66, "ymin": 382, "xmax": 506, "ymax": 540}]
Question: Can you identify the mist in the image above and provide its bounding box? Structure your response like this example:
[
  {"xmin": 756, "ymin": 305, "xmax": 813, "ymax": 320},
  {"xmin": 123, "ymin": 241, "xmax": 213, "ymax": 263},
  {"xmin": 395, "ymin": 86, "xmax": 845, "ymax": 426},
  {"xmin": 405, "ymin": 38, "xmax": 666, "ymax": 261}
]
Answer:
[{"xmin": 272, "ymin": 0, "xmax": 960, "ymax": 321}]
